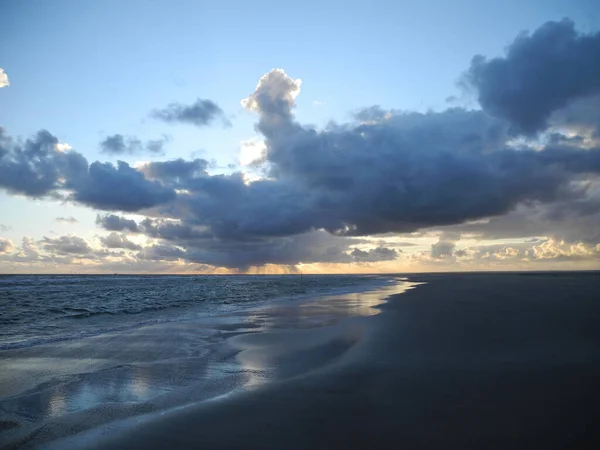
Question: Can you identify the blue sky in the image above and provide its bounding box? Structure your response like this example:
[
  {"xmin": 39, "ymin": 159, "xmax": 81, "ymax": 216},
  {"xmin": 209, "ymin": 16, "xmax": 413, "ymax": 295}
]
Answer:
[{"xmin": 1, "ymin": 0, "xmax": 599, "ymax": 272}]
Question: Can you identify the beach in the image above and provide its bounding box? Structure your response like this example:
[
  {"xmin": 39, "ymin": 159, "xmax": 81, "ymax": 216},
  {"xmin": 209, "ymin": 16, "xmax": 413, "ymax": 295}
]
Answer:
[{"xmin": 2, "ymin": 273, "xmax": 600, "ymax": 449}]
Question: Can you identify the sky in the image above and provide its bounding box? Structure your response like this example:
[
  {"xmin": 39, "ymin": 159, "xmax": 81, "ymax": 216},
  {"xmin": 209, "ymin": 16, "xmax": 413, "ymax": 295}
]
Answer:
[{"xmin": 1, "ymin": 0, "xmax": 599, "ymax": 273}]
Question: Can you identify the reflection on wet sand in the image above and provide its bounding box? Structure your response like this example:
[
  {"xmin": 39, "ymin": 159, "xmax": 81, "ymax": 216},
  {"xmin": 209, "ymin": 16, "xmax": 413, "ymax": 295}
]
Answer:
[
  {"xmin": 0, "ymin": 278, "xmax": 416, "ymax": 440},
  {"xmin": 48, "ymin": 384, "xmax": 66, "ymax": 418},
  {"xmin": 232, "ymin": 278, "xmax": 420, "ymax": 388}
]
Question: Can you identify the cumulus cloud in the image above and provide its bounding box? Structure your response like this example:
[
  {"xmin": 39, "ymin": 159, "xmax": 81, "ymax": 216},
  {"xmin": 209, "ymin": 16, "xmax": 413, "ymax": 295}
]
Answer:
[
  {"xmin": 70, "ymin": 161, "xmax": 176, "ymax": 211},
  {"xmin": 184, "ymin": 67, "xmax": 597, "ymax": 243},
  {"xmin": 0, "ymin": 68, "xmax": 9, "ymax": 88},
  {"xmin": 138, "ymin": 244, "xmax": 186, "ymax": 261},
  {"xmin": 42, "ymin": 235, "xmax": 92, "ymax": 255},
  {"xmin": 455, "ymin": 239, "xmax": 599, "ymax": 264},
  {"xmin": 0, "ymin": 128, "xmax": 87, "ymax": 197},
  {"xmin": 241, "ymin": 68, "xmax": 301, "ymax": 135},
  {"xmin": 151, "ymin": 99, "xmax": 230, "ymax": 128},
  {"xmin": 100, "ymin": 232, "xmax": 141, "ymax": 250},
  {"xmin": 0, "ymin": 238, "xmax": 14, "ymax": 253},
  {"xmin": 350, "ymin": 246, "xmax": 398, "ymax": 263},
  {"xmin": 138, "ymin": 158, "xmax": 208, "ymax": 182},
  {"xmin": 96, "ymin": 214, "xmax": 139, "ymax": 232},
  {"xmin": 464, "ymin": 19, "xmax": 600, "ymax": 135},
  {"xmin": 431, "ymin": 232, "xmax": 460, "ymax": 259},
  {"xmin": 100, "ymin": 134, "xmax": 168, "ymax": 155},
  {"xmin": 56, "ymin": 216, "xmax": 78, "ymax": 224},
  {"xmin": 0, "ymin": 128, "xmax": 175, "ymax": 212}
]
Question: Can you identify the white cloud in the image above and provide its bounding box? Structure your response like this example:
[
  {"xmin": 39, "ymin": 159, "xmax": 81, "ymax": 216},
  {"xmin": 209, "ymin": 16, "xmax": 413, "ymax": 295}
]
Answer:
[
  {"xmin": 0, "ymin": 238, "xmax": 14, "ymax": 254},
  {"xmin": 313, "ymin": 100, "xmax": 325, "ymax": 106},
  {"xmin": 55, "ymin": 142, "xmax": 73, "ymax": 152},
  {"xmin": 0, "ymin": 68, "xmax": 9, "ymax": 88},
  {"xmin": 241, "ymin": 68, "xmax": 301, "ymax": 112}
]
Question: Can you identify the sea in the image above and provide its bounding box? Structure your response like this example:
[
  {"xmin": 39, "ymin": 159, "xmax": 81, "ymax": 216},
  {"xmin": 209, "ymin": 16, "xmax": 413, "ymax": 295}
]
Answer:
[{"xmin": 0, "ymin": 274, "xmax": 395, "ymax": 351}]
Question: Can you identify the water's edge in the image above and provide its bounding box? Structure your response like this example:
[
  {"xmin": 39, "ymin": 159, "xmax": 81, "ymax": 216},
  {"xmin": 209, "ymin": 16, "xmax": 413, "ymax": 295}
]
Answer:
[{"xmin": 0, "ymin": 276, "xmax": 416, "ymax": 449}]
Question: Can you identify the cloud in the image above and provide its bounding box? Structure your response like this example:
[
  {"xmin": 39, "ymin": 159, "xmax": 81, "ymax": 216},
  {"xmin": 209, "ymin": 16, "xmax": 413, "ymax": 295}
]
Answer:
[
  {"xmin": 0, "ymin": 238, "xmax": 14, "ymax": 254},
  {"xmin": 139, "ymin": 218, "xmax": 210, "ymax": 240},
  {"xmin": 96, "ymin": 214, "xmax": 139, "ymax": 232},
  {"xmin": 350, "ymin": 246, "xmax": 398, "ymax": 262},
  {"xmin": 138, "ymin": 158, "xmax": 208, "ymax": 182},
  {"xmin": 151, "ymin": 99, "xmax": 230, "ymax": 128},
  {"xmin": 42, "ymin": 235, "xmax": 92, "ymax": 255},
  {"xmin": 241, "ymin": 68, "xmax": 301, "ymax": 136},
  {"xmin": 0, "ymin": 224, "xmax": 12, "ymax": 232},
  {"xmin": 56, "ymin": 216, "xmax": 78, "ymax": 224},
  {"xmin": 1, "ymin": 128, "xmax": 173, "ymax": 212},
  {"xmin": 55, "ymin": 142, "xmax": 73, "ymax": 152},
  {"xmin": 180, "ymin": 231, "xmax": 367, "ymax": 269},
  {"xmin": 464, "ymin": 19, "xmax": 600, "ymax": 135},
  {"xmin": 431, "ymin": 231, "xmax": 460, "ymax": 259},
  {"xmin": 192, "ymin": 69, "xmax": 598, "ymax": 243},
  {"xmin": 455, "ymin": 239, "xmax": 600, "ymax": 264},
  {"xmin": 100, "ymin": 232, "xmax": 141, "ymax": 250},
  {"xmin": 20, "ymin": 237, "xmax": 40, "ymax": 260},
  {"xmin": 70, "ymin": 161, "xmax": 176, "ymax": 211},
  {"xmin": 549, "ymin": 94, "xmax": 600, "ymax": 140},
  {"xmin": 0, "ymin": 128, "xmax": 87, "ymax": 197},
  {"xmin": 0, "ymin": 68, "xmax": 9, "ymax": 88},
  {"xmin": 100, "ymin": 134, "xmax": 168, "ymax": 155},
  {"xmin": 138, "ymin": 244, "xmax": 186, "ymax": 261}
]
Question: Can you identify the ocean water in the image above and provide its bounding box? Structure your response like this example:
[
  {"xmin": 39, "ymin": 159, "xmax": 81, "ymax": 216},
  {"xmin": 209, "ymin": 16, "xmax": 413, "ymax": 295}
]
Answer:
[{"xmin": 0, "ymin": 274, "xmax": 391, "ymax": 350}]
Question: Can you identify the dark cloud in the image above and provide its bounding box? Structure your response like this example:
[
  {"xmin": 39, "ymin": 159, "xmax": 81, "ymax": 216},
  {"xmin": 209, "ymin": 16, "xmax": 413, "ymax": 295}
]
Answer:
[
  {"xmin": 100, "ymin": 232, "xmax": 141, "ymax": 250},
  {"xmin": 139, "ymin": 158, "xmax": 208, "ymax": 183},
  {"xmin": 138, "ymin": 244, "xmax": 186, "ymax": 261},
  {"xmin": 139, "ymin": 218, "xmax": 211, "ymax": 241},
  {"xmin": 440, "ymin": 194, "xmax": 600, "ymax": 245},
  {"xmin": 176, "ymin": 68, "xmax": 597, "ymax": 243},
  {"xmin": 0, "ymin": 128, "xmax": 87, "ymax": 197},
  {"xmin": 0, "ymin": 128, "xmax": 174, "ymax": 212},
  {"xmin": 431, "ymin": 231, "xmax": 460, "ymax": 259},
  {"xmin": 71, "ymin": 161, "xmax": 176, "ymax": 211},
  {"xmin": 56, "ymin": 216, "xmax": 78, "ymax": 224},
  {"xmin": 96, "ymin": 214, "xmax": 139, "ymax": 232},
  {"xmin": 100, "ymin": 134, "xmax": 168, "ymax": 156},
  {"xmin": 350, "ymin": 246, "xmax": 398, "ymax": 262},
  {"xmin": 182, "ymin": 231, "xmax": 366, "ymax": 269},
  {"xmin": 549, "ymin": 94, "xmax": 600, "ymax": 138},
  {"xmin": 42, "ymin": 235, "xmax": 92, "ymax": 255},
  {"xmin": 464, "ymin": 19, "xmax": 600, "ymax": 135},
  {"xmin": 91, "ymin": 62, "xmax": 600, "ymax": 268},
  {"xmin": 151, "ymin": 99, "xmax": 230, "ymax": 128}
]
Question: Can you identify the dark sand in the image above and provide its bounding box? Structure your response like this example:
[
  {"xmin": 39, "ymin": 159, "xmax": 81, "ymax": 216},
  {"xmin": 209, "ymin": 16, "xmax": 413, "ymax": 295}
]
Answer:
[{"xmin": 16, "ymin": 273, "xmax": 600, "ymax": 448}]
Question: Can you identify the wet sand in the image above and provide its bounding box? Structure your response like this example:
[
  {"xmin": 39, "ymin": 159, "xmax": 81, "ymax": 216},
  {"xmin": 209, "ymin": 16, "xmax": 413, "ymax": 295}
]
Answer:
[
  {"xmin": 0, "ymin": 278, "xmax": 409, "ymax": 448},
  {"xmin": 41, "ymin": 272, "xmax": 600, "ymax": 450}
]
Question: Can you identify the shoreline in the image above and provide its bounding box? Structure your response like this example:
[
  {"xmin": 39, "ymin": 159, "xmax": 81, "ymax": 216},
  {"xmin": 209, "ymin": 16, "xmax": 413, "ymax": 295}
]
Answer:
[
  {"xmin": 0, "ymin": 276, "xmax": 412, "ymax": 449},
  {"xmin": 51, "ymin": 272, "xmax": 600, "ymax": 450},
  {"xmin": 0, "ymin": 274, "xmax": 394, "ymax": 352}
]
